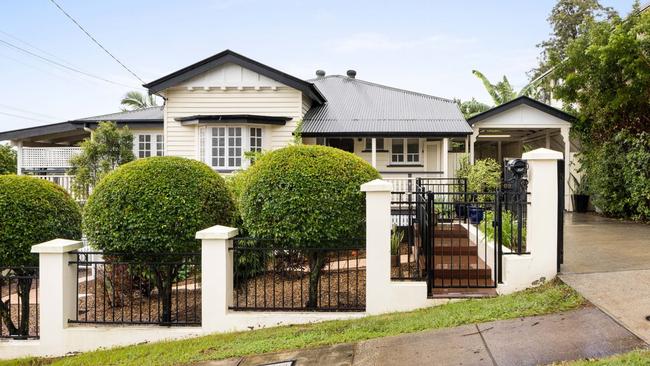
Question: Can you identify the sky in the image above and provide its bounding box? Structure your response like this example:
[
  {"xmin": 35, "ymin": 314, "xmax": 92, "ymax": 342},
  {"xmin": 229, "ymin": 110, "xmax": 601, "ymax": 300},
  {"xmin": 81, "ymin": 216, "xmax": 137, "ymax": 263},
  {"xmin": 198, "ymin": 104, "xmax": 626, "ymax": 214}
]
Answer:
[{"xmin": 0, "ymin": 0, "xmax": 634, "ymax": 133}]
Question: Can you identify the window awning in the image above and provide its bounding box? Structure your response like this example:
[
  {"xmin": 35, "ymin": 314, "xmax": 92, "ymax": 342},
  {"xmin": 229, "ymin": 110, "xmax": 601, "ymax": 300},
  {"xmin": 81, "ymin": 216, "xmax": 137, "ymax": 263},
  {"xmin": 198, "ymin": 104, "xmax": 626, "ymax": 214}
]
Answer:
[{"xmin": 175, "ymin": 114, "xmax": 292, "ymax": 126}]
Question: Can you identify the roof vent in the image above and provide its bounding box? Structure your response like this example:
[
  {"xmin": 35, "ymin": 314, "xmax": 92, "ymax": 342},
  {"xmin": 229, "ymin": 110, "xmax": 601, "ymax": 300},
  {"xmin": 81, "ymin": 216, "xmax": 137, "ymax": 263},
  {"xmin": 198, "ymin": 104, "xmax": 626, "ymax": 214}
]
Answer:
[
  {"xmin": 315, "ymin": 70, "xmax": 326, "ymax": 78},
  {"xmin": 346, "ymin": 70, "xmax": 357, "ymax": 78}
]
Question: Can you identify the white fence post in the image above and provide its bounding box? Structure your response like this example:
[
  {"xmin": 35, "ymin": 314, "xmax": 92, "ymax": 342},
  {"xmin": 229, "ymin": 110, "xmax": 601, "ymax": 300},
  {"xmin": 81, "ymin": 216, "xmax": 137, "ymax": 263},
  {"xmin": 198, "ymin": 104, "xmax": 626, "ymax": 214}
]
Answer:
[
  {"xmin": 196, "ymin": 225, "xmax": 238, "ymax": 333},
  {"xmin": 362, "ymin": 179, "xmax": 430, "ymax": 314},
  {"xmin": 31, "ymin": 239, "xmax": 83, "ymax": 352},
  {"xmin": 522, "ymin": 148, "xmax": 562, "ymax": 281}
]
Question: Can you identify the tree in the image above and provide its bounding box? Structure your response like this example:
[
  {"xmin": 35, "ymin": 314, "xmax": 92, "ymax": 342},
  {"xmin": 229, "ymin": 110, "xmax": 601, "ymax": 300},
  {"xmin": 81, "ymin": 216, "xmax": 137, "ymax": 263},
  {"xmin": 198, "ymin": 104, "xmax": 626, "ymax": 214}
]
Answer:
[
  {"xmin": 83, "ymin": 157, "xmax": 235, "ymax": 323},
  {"xmin": 120, "ymin": 91, "xmax": 158, "ymax": 111},
  {"xmin": 471, "ymin": 70, "xmax": 538, "ymax": 105},
  {"xmin": 553, "ymin": 4, "xmax": 650, "ymax": 219},
  {"xmin": 239, "ymin": 145, "xmax": 380, "ymax": 308},
  {"xmin": 0, "ymin": 176, "xmax": 81, "ymax": 337},
  {"xmin": 0, "ymin": 144, "xmax": 17, "ymax": 175},
  {"xmin": 455, "ymin": 98, "xmax": 491, "ymax": 118},
  {"xmin": 68, "ymin": 121, "xmax": 134, "ymax": 198},
  {"xmin": 529, "ymin": 0, "xmax": 616, "ymax": 102}
]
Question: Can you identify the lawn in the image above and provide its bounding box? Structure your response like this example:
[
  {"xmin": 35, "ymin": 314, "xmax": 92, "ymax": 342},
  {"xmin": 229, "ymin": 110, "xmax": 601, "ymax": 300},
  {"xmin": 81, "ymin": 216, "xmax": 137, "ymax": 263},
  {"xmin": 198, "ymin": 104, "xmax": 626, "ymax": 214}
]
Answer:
[
  {"xmin": 4, "ymin": 279, "xmax": 583, "ymax": 366},
  {"xmin": 556, "ymin": 349, "xmax": 650, "ymax": 365}
]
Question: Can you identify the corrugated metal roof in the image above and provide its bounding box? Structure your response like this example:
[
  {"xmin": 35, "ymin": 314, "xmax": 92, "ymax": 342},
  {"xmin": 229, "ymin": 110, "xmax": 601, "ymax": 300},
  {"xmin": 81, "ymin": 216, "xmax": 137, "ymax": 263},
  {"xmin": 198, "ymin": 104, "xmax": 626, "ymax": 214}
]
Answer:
[
  {"xmin": 302, "ymin": 75, "xmax": 471, "ymax": 136},
  {"xmin": 76, "ymin": 106, "xmax": 163, "ymax": 122}
]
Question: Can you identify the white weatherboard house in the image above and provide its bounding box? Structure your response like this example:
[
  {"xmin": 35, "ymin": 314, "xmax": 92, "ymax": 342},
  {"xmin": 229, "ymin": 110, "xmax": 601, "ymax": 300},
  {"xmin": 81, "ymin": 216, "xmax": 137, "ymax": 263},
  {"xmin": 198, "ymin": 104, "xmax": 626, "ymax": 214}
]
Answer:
[{"xmin": 0, "ymin": 49, "xmax": 577, "ymax": 207}]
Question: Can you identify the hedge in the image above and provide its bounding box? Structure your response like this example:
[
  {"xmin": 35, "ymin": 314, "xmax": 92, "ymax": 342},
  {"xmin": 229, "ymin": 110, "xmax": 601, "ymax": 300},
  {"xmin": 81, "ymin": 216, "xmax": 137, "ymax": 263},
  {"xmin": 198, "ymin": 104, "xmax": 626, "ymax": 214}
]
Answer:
[
  {"xmin": 0, "ymin": 175, "xmax": 81, "ymax": 267},
  {"xmin": 83, "ymin": 156, "xmax": 235, "ymax": 255}
]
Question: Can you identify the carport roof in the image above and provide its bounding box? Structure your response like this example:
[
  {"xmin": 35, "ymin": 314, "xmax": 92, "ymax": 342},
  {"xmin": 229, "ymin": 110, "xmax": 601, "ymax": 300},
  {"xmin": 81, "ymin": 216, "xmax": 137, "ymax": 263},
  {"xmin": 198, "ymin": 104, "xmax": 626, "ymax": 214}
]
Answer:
[{"xmin": 467, "ymin": 96, "xmax": 576, "ymax": 125}]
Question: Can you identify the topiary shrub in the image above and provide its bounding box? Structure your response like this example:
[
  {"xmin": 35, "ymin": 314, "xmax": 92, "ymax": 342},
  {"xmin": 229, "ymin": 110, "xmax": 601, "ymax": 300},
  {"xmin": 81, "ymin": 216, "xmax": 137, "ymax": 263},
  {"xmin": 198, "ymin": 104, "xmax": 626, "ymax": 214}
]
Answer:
[
  {"xmin": 83, "ymin": 156, "xmax": 235, "ymax": 322},
  {"xmin": 0, "ymin": 175, "xmax": 81, "ymax": 336},
  {"xmin": 239, "ymin": 145, "xmax": 380, "ymax": 307}
]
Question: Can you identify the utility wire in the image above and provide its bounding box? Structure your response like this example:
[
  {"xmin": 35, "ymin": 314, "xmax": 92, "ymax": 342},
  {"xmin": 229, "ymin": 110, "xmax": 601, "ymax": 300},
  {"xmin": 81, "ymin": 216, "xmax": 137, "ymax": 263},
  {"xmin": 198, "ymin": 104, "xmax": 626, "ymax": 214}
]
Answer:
[
  {"xmin": 0, "ymin": 103, "xmax": 58, "ymax": 120},
  {"xmin": 48, "ymin": 0, "xmax": 145, "ymax": 84},
  {"xmin": 0, "ymin": 38, "xmax": 138, "ymax": 88},
  {"xmin": 0, "ymin": 28, "xmax": 74, "ymax": 67},
  {"xmin": 0, "ymin": 111, "xmax": 49, "ymax": 123}
]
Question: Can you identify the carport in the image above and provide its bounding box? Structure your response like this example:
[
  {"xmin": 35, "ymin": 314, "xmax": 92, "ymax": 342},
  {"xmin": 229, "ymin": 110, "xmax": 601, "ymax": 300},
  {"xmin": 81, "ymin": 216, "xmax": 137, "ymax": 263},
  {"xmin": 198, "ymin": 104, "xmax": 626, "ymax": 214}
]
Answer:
[{"xmin": 466, "ymin": 96, "xmax": 578, "ymax": 210}]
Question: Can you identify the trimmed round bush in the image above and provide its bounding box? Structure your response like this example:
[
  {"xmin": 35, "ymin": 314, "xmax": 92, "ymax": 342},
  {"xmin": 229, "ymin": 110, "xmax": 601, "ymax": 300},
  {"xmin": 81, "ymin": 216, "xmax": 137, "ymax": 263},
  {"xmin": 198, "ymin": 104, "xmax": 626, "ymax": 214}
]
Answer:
[
  {"xmin": 0, "ymin": 175, "xmax": 82, "ymax": 267},
  {"xmin": 240, "ymin": 144, "xmax": 380, "ymax": 244},
  {"xmin": 83, "ymin": 156, "xmax": 235, "ymax": 255},
  {"xmin": 0, "ymin": 175, "xmax": 81, "ymax": 336}
]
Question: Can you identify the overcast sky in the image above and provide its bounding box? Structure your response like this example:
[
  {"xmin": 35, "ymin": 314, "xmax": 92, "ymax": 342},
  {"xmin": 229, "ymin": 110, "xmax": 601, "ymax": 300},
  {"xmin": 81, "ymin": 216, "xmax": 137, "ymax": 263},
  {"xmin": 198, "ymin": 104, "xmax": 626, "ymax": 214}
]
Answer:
[{"xmin": 0, "ymin": 0, "xmax": 634, "ymax": 132}]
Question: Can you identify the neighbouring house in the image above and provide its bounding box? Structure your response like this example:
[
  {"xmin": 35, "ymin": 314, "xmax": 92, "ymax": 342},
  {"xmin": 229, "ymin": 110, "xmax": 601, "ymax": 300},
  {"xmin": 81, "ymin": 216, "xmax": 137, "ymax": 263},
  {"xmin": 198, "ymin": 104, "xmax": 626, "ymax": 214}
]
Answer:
[{"xmin": 0, "ymin": 49, "xmax": 577, "ymax": 207}]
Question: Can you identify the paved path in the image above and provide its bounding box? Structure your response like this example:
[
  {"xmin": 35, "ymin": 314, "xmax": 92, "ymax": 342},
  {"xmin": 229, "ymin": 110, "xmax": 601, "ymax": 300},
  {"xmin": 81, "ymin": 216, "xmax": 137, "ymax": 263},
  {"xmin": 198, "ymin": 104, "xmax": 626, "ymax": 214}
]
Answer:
[
  {"xmin": 560, "ymin": 213, "xmax": 650, "ymax": 344},
  {"xmin": 198, "ymin": 307, "xmax": 645, "ymax": 366}
]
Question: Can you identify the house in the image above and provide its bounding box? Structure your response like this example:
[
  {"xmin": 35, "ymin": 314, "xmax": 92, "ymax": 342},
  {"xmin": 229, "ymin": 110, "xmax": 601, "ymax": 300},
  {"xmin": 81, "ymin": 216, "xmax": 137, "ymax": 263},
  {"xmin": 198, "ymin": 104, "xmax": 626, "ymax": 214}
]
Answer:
[{"xmin": 0, "ymin": 49, "xmax": 576, "ymax": 207}]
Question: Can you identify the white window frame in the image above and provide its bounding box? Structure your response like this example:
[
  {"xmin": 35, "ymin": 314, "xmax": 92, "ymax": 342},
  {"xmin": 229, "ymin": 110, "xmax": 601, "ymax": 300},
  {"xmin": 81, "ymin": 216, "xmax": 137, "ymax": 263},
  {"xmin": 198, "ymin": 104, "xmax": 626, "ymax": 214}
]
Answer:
[
  {"xmin": 205, "ymin": 126, "xmax": 264, "ymax": 170},
  {"xmin": 135, "ymin": 133, "xmax": 164, "ymax": 158},
  {"xmin": 364, "ymin": 138, "xmax": 384, "ymax": 151},
  {"xmin": 390, "ymin": 138, "xmax": 420, "ymax": 164}
]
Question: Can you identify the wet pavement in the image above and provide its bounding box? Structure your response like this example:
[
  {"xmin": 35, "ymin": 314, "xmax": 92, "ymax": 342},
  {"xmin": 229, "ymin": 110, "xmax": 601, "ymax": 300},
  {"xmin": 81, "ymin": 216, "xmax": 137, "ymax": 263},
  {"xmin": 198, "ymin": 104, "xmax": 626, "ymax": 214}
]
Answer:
[
  {"xmin": 197, "ymin": 307, "xmax": 645, "ymax": 366},
  {"xmin": 560, "ymin": 213, "xmax": 650, "ymax": 345}
]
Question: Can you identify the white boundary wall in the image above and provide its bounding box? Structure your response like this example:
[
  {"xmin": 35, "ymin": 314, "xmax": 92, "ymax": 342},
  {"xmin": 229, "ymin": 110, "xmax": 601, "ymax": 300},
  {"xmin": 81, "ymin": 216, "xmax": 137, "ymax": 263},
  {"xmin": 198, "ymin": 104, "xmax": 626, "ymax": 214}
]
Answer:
[{"xmin": 0, "ymin": 148, "xmax": 560, "ymax": 358}]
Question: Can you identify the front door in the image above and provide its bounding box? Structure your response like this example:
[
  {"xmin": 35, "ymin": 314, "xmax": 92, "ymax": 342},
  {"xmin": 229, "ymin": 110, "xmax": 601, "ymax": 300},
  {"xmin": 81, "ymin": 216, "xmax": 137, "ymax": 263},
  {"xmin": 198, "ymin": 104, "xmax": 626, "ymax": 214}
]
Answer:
[{"xmin": 425, "ymin": 142, "xmax": 441, "ymax": 172}]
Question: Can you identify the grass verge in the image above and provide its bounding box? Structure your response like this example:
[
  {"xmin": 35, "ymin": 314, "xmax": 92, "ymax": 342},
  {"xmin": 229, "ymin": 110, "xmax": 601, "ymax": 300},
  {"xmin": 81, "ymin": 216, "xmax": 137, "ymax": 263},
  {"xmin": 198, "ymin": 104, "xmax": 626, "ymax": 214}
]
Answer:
[
  {"xmin": 555, "ymin": 349, "xmax": 650, "ymax": 365},
  {"xmin": 3, "ymin": 279, "xmax": 583, "ymax": 366}
]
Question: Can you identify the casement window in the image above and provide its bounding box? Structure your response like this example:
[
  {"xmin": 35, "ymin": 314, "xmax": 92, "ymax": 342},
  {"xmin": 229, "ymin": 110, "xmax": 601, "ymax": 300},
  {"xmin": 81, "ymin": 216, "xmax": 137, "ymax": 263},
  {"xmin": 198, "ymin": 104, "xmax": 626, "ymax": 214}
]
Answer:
[
  {"xmin": 208, "ymin": 126, "xmax": 263, "ymax": 170},
  {"xmin": 136, "ymin": 133, "xmax": 164, "ymax": 158},
  {"xmin": 364, "ymin": 138, "xmax": 385, "ymax": 151},
  {"xmin": 391, "ymin": 138, "xmax": 420, "ymax": 164}
]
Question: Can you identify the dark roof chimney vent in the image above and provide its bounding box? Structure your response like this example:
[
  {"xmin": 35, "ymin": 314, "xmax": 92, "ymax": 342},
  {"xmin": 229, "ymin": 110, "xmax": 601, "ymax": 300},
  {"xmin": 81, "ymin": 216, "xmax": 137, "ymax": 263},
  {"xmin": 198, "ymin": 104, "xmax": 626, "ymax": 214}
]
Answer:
[
  {"xmin": 346, "ymin": 70, "xmax": 357, "ymax": 78},
  {"xmin": 315, "ymin": 70, "xmax": 326, "ymax": 78}
]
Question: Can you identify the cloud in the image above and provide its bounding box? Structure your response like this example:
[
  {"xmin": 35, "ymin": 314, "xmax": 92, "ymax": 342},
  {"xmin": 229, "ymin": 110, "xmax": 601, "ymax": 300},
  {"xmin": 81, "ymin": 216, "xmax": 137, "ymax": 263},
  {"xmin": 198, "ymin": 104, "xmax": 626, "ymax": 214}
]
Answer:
[{"xmin": 330, "ymin": 32, "xmax": 476, "ymax": 52}]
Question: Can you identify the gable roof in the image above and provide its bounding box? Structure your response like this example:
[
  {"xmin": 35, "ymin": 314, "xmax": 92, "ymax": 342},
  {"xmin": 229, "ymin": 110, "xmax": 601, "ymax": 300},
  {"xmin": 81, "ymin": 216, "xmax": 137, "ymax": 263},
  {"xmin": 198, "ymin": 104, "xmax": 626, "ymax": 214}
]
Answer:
[
  {"xmin": 143, "ymin": 49, "xmax": 326, "ymax": 104},
  {"xmin": 302, "ymin": 75, "xmax": 471, "ymax": 137},
  {"xmin": 0, "ymin": 107, "xmax": 163, "ymax": 141},
  {"xmin": 467, "ymin": 96, "xmax": 576, "ymax": 125}
]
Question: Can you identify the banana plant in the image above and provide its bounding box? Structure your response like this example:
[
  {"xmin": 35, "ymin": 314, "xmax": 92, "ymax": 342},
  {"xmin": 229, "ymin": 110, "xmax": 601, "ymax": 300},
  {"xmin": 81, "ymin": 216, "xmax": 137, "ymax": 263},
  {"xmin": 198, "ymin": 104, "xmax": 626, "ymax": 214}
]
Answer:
[{"xmin": 472, "ymin": 70, "xmax": 540, "ymax": 106}]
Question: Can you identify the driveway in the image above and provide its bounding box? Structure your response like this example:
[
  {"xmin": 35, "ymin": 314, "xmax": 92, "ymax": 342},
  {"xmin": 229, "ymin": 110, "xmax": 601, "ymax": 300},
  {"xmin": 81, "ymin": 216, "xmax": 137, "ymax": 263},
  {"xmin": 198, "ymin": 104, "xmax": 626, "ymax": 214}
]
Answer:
[{"xmin": 560, "ymin": 213, "xmax": 650, "ymax": 344}]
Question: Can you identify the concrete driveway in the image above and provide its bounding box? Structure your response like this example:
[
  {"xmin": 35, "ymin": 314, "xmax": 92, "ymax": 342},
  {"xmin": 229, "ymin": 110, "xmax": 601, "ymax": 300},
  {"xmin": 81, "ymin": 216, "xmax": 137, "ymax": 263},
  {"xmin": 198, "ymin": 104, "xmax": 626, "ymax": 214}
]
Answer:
[{"xmin": 560, "ymin": 213, "xmax": 650, "ymax": 344}]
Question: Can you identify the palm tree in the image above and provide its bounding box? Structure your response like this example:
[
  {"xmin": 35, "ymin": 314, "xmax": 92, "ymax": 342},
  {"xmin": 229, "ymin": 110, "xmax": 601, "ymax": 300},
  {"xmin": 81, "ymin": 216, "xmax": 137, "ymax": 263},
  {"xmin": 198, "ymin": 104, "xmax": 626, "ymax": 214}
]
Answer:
[
  {"xmin": 120, "ymin": 91, "xmax": 158, "ymax": 111},
  {"xmin": 472, "ymin": 70, "xmax": 538, "ymax": 106}
]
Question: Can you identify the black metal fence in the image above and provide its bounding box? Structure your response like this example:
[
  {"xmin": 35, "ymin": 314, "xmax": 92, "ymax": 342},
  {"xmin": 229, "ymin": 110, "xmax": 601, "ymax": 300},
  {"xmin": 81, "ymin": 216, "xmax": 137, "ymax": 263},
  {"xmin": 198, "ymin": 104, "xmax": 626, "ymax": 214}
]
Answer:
[
  {"xmin": 501, "ymin": 175, "xmax": 529, "ymax": 255},
  {"xmin": 0, "ymin": 267, "xmax": 39, "ymax": 339},
  {"xmin": 69, "ymin": 251, "xmax": 201, "ymax": 326},
  {"xmin": 390, "ymin": 191, "xmax": 424, "ymax": 281},
  {"xmin": 231, "ymin": 238, "xmax": 366, "ymax": 312}
]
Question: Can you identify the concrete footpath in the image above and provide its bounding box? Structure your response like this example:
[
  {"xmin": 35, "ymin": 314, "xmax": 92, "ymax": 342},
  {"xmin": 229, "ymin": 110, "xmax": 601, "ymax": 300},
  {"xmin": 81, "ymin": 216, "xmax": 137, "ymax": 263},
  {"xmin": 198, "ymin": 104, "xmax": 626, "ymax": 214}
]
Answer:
[{"xmin": 198, "ymin": 306, "xmax": 646, "ymax": 366}]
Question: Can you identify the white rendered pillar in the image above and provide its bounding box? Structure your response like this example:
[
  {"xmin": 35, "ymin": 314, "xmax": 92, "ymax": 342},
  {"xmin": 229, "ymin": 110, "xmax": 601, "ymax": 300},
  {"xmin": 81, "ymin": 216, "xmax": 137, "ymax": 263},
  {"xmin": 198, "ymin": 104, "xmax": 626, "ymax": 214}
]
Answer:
[
  {"xmin": 31, "ymin": 239, "xmax": 83, "ymax": 352},
  {"xmin": 196, "ymin": 225, "xmax": 238, "ymax": 333}
]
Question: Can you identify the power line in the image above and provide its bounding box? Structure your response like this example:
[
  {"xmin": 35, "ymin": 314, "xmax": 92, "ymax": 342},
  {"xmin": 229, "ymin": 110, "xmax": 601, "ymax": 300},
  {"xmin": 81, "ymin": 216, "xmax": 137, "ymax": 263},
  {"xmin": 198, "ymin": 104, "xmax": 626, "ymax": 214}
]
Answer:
[
  {"xmin": 48, "ymin": 0, "xmax": 145, "ymax": 84},
  {"xmin": 0, "ymin": 110, "xmax": 49, "ymax": 123},
  {"xmin": 0, "ymin": 103, "xmax": 58, "ymax": 120},
  {"xmin": 0, "ymin": 28, "xmax": 74, "ymax": 68},
  {"xmin": 0, "ymin": 38, "xmax": 138, "ymax": 88}
]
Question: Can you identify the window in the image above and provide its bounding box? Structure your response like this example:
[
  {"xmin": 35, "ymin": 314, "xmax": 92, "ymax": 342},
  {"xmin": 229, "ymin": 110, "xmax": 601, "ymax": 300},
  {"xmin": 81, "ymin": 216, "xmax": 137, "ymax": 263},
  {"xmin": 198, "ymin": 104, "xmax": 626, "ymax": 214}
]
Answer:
[
  {"xmin": 209, "ymin": 126, "xmax": 262, "ymax": 169},
  {"xmin": 136, "ymin": 133, "xmax": 164, "ymax": 158},
  {"xmin": 391, "ymin": 138, "xmax": 419, "ymax": 164},
  {"xmin": 250, "ymin": 128, "xmax": 262, "ymax": 152},
  {"xmin": 364, "ymin": 138, "xmax": 384, "ymax": 151}
]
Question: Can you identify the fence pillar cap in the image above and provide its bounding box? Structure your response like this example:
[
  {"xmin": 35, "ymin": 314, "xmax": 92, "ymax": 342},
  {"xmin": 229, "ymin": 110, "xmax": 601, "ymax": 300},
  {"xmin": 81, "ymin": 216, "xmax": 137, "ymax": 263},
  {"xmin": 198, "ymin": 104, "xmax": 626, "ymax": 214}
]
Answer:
[
  {"xmin": 361, "ymin": 179, "xmax": 393, "ymax": 192},
  {"xmin": 522, "ymin": 148, "xmax": 563, "ymax": 161},
  {"xmin": 31, "ymin": 239, "xmax": 83, "ymax": 254},
  {"xmin": 196, "ymin": 225, "xmax": 239, "ymax": 240}
]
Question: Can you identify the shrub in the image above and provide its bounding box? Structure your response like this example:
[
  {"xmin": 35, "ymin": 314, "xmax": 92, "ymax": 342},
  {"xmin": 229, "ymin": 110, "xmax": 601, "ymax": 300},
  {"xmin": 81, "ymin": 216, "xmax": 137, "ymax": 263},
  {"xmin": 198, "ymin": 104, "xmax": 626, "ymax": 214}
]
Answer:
[
  {"xmin": 582, "ymin": 131, "xmax": 650, "ymax": 220},
  {"xmin": 481, "ymin": 210, "xmax": 526, "ymax": 251},
  {"xmin": 83, "ymin": 156, "xmax": 235, "ymax": 321},
  {"xmin": 239, "ymin": 145, "xmax": 380, "ymax": 307},
  {"xmin": 0, "ymin": 145, "xmax": 16, "ymax": 175},
  {"xmin": 0, "ymin": 175, "xmax": 81, "ymax": 336},
  {"xmin": 466, "ymin": 158, "xmax": 501, "ymax": 201}
]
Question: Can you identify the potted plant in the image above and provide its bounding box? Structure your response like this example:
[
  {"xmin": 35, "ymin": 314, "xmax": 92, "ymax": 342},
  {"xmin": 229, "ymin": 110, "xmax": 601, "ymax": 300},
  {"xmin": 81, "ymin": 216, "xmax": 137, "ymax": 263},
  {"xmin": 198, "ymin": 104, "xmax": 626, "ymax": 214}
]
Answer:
[
  {"xmin": 391, "ymin": 224, "xmax": 404, "ymax": 267},
  {"xmin": 465, "ymin": 158, "xmax": 501, "ymax": 224},
  {"xmin": 570, "ymin": 172, "xmax": 590, "ymax": 213}
]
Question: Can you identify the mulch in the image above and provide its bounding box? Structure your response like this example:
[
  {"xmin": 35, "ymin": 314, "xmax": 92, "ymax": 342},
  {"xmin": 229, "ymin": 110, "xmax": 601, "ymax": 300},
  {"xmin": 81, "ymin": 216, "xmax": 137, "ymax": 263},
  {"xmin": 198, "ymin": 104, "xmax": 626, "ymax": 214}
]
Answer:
[
  {"xmin": 234, "ymin": 268, "xmax": 366, "ymax": 310},
  {"xmin": 0, "ymin": 304, "xmax": 39, "ymax": 339}
]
